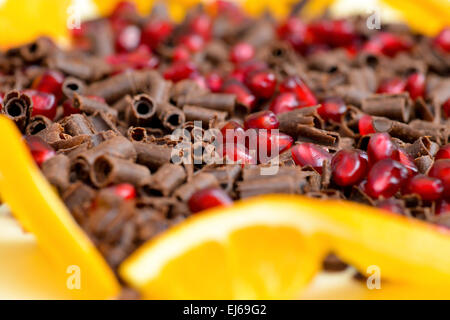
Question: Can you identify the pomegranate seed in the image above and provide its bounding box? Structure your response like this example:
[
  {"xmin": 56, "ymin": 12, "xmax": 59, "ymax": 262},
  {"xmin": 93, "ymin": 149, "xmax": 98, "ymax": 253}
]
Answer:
[
  {"xmin": 205, "ymin": 72, "xmax": 223, "ymax": 92},
  {"xmin": 257, "ymin": 130, "xmax": 293, "ymax": 163},
  {"xmin": 172, "ymin": 45, "xmax": 191, "ymax": 62},
  {"xmin": 23, "ymin": 90, "xmax": 57, "ymax": 120},
  {"xmin": 376, "ymin": 78, "xmax": 406, "ymax": 94},
  {"xmin": 317, "ymin": 97, "xmax": 347, "ymax": 122},
  {"xmin": 0, "ymin": 92, "xmax": 4, "ymax": 111},
  {"xmin": 221, "ymin": 80, "xmax": 256, "ymax": 111},
  {"xmin": 277, "ymin": 17, "xmax": 306, "ymax": 52},
  {"xmin": 116, "ymin": 25, "xmax": 141, "ymax": 53},
  {"xmin": 110, "ymin": 1, "xmax": 137, "ymax": 20},
  {"xmin": 365, "ymin": 159, "xmax": 409, "ymax": 199},
  {"xmin": 106, "ymin": 45, "xmax": 158, "ymax": 72},
  {"xmin": 188, "ymin": 187, "xmax": 232, "ymax": 213},
  {"xmin": 31, "ymin": 70, "xmax": 64, "ymax": 101},
  {"xmin": 404, "ymin": 174, "xmax": 443, "ymax": 201},
  {"xmin": 269, "ymin": 92, "xmax": 300, "ymax": 115},
  {"xmin": 443, "ymin": 98, "xmax": 450, "ymax": 118},
  {"xmin": 279, "ymin": 75, "xmax": 317, "ymax": 107},
  {"xmin": 436, "ymin": 144, "xmax": 450, "ymax": 160},
  {"xmin": 367, "ymin": 133, "xmax": 399, "ymax": 165},
  {"xmin": 140, "ymin": 19, "xmax": 173, "ymax": 50},
  {"xmin": 308, "ymin": 19, "xmax": 356, "ymax": 47},
  {"xmin": 244, "ymin": 70, "xmax": 277, "ymax": 99},
  {"xmin": 363, "ymin": 32, "xmax": 411, "ymax": 57},
  {"xmin": 358, "ymin": 114, "xmax": 375, "ymax": 135},
  {"xmin": 331, "ymin": 149, "xmax": 369, "ymax": 186},
  {"xmin": 244, "ymin": 111, "xmax": 279, "ymax": 130},
  {"xmin": 436, "ymin": 199, "xmax": 450, "ymax": 215},
  {"xmin": 163, "ymin": 60, "xmax": 196, "ymax": 82},
  {"xmin": 405, "ymin": 72, "xmax": 425, "ymax": 99},
  {"xmin": 397, "ymin": 149, "xmax": 418, "ymax": 176},
  {"xmin": 429, "ymin": 160, "xmax": 450, "ymax": 198},
  {"xmin": 24, "ymin": 135, "xmax": 55, "ymax": 167},
  {"xmin": 433, "ymin": 27, "xmax": 450, "ymax": 53},
  {"xmin": 179, "ymin": 34, "xmax": 205, "ymax": 53},
  {"xmin": 291, "ymin": 143, "xmax": 332, "ymax": 174},
  {"xmin": 189, "ymin": 14, "xmax": 212, "ymax": 40},
  {"xmin": 220, "ymin": 142, "xmax": 256, "ymax": 166},
  {"xmin": 376, "ymin": 199, "xmax": 406, "ymax": 215},
  {"xmin": 220, "ymin": 120, "xmax": 245, "ymax": 144},
  {"xmin": 230, "ymin": 42, "xmax": 255, "ymax": 64},
  {"xmin": 107, "ymin": 183, "xmax": 136, "ymax": 200},
  {"xmin": 63, "ymin": 100, "xmax": 80, "ymax": 116}
]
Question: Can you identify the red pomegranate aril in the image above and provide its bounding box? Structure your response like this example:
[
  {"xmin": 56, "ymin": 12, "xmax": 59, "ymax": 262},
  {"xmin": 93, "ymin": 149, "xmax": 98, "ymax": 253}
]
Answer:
[
  {"xmin": 244, "ymin": 110, "xmax": 279, "ymax": 130},
  {"xmin": 24, "ymin": 135, "xmax": 55, "ymax": 167},
  {"xmin": 220, "ymin": 142, "xmax": 255, "ymax": 166},
  {"xmin": 367, "ymin": 132, "xmax": 399, "ymax": 165},
  {"xmin": 257, "ymin": 130, "xmax": 294, "ymax": 163},
  {"xmin": 434, "ymin": 27, "xmax": 450, "ymax": 53},
  {"xmin": 443, "ymin": 98, "xmax": 450, "ymax": 118},
  {"xmin": 397, "ymin": 149, "xmax": 418, "ymax": 176},
  {"xmin": 220, "ymin": 121, "xmax": 245, "ymax": 144},
  {"xmin": 279, "ymin": 75, "xmax": 317, "ymax": 107},
  {"xmin": 116, "ymin": 25, "xmax": 141, "ymax": 53},
  {"xmin": 172, "ymin": 45, "xmax": 190, "ymax": 62},
  {"xmin": 436, "ymin": 199, "xmax": 450, "ymax": 215},
  {"xmin": 429, "ymin": 160, "xmax": 450, "ymax": 198},
  {"xmin": 358, "ymin": 114, "xmax": 375, "ymax": 135},
  {"xmin": 405, "ymin": 72, "xmax": 425, "ymax": 99},
  {"xmin": 205, "ymin": 72, "xmax": 223, "ymax": 92},
  {"xmin": 163, "ymin": 60, "xmax": 196, "ymax": 82},
  {"xmin": 221, "ymin": 80, "xmax": 256, "ymax": 111},
  {"xmin": 0, "ymin": 92, "xmax": 4, "ymax": 111},
  {"xmin": 436, "ymin": 144, "xmax": 450, "ymax": 160},
  {"xmin": 244, "ymin": 70, "xmax": 277, "ymax": 99},
  {"xmin": 365, "ymin": 159, "xmax": 409, "ymax": 199},
  {"xmin": 317, "ymin": 97, "xmax": 347, "ymax": 122},
  {"xmin": 291, "ymin": 143, "xmax": 332, "ymax": 174},
  {"xmin": 24, "ymin": 90, "xmax": 57, "ymax": 120},
  {"xmin": 188, "ymin": 187, "xmax": 233, "ymax": 213},
  {"xmin": 230, "ymin": 42, "xmax": 255, "ymax": 64},
  {"xmin": 108, "ymin": 183, "xmax": 136, "ymax": 200},
  {"xmin": 107, "ymin": 45, "xmax": 159, "ymax": 72},
  {"xmin": 376, "ymin": 199, "xmax": 406, "ymax": 215},
  {"xmin": 277, "ymin": 17, "xmax": 306, "ymax": 52},
  {"xmin": 363, "ymin": 32, "xmax": 411, "ymax": 57},
  {"xmin": 140, "ymin": 19, "xmax": 173, "ymax": 50},
  {"xmin": 308, "ymin": 19, "xmax": 356, "ymax": 47},
  {"xmin": 31, "ymin": 70, "xmax": 64, "ymax": 101},
  {"xmin": 376, "ymin": 78, "xmax": 406, "ymax": 94},
  {"xmin": 405, "ymin": 174, "xmax": 443, "ymax": 201},
  {"xmin": 62, "ymin": 100, "xmax": 80, "ymax": 116},
  {"xmin": 189, "ymin": 14, "xmax": 212, "ymax": 40},
  {"xmin": 179, "ymin": 33, "xmax": 205, "ymax": 52},
  {"xmin": 331, "ymin": 149, "xmax": 368, "ymax": 186},
  {"xmin": 269, "ymin": 92, "xmax": 300, "ymax": 115}
]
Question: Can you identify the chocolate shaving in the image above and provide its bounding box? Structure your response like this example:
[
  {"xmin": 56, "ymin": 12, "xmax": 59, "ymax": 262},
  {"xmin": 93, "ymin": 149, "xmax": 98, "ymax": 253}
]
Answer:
[
  {"xmin": 183, "ymin": 104, "xmax": 227, "ymax": 127},
  {"xmin": 371, "ymin": 116, "xmax": 422, "ymax": 143},
  {"xmin": 1, "ymin": 90, "xmax": 33, "ymax": 131},
  {"xmin": 173, "ymin": 172, "xmax": 219, "ymax": 202},
  {"xmin": 26, "ymin": 115, "xmax": 52, "ymax": 135},
  {"xmin": 157, "ymin": 102, "xmax": 186, "ymax": 130},
  {"xmin": 73, "ymin": 94, "xmax": 117, "ymax": 118},
  {"xmin": 41, "ymin": 154, "xmax": 71, "ymax": 191},
  {"xmin": 126, "ymin": 94, "xmax": 156, "ymax": 126},
  {"xmin": 361, "ymin": 93, "xmax": 412, "ymax": 122},
  {"xmin": 177, "ymin": 93, "xmax": 236, "ymax": 114},
  {"xmin": 140, "ymin": 163, "xmax": 186, "ymax": 197},
  {"xmin": 133, "ymin": 141, "xmax": 173, "ymax": 170}
]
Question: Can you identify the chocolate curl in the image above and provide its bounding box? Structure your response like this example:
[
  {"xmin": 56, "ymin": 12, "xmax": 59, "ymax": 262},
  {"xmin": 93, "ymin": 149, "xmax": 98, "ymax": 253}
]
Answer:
[
  {"xmin": 177, "ymin": 93, "xmax": 236, "ymax": 114},
  {"xmin": 126, "ymin": 94, "xmax": 157, "ymax": 126},
  {"xmin": 371, "ymin": 117, "xmax": 422, "ymax": 143},
  {"xmin": 296, "ymin": 126, "xmax": 340, "ymax": 148},
  {"xmin": 278, "ymin": 106, "xmax": 323, "ymax": 136},
  {"xmin": 240, "ymin": 19, "xmax": 275, "ymax": 48},
  {"xmin": 202, "ymin": 164, "xmax": 241, "ymax": 191},
  {"xmin": 62, "ymin": 77, "xmax": 86, "ymax": 99},
  {"xmin": 62, "ymin": 182, "xmax": 97, "ymax": 222},
  {"xmin": 1, "ymin": 90, "xmax": 32, "ymax": 131},
  {"xmin": 112, "ymin": 95, "xmax": 133, "ymax": 120},
  {"xmin": 60, "ymin": 114, "xmax": 96, "ymax": 136},
  {"xmin": 140, "ymin": 164, "xmax": 186, "ymax": 197},
  {"xmin": 134, "ymin": 207, "xmax": 169, "ymax": 242},
  {"xmin": 237, "ymin": 175, "xmax": 300, "ymax": 199},
  {"xmin": 146, "ymin": 72, "xmax": 172, "ymax": 103},
  {"xmin": 41, "ymin": 154, "xmax": 71, "ymax": 191},
  {"xmin": 49, "ymin": 52, "xmax": 111, "ymax": 81},
  {"xmin": 182, "ymin": 105, "xmax": 226, "ymax": 128},
  {"xmin": 413, "ymin": 97, "xmax": 434, "ymax": 122},
  {"xmin": 415, "ymin": 155, "xmax": 434, "ymax": 174},
  {"xmin": 349, "ymin": 185, "xmax": 374, "ymax": 206},
  {"xmin": 405, "ymin": 136, "xmax": 439, "ymax": 158},
  {"xmin": 19, "ymin": 37, "xmax": 52, "ymax": 62},
  {"xmin": 173, "ymin": 172, "xmax": 219, "ymax": 202},
  {"xmin": 157, "ymin": 102, "xmax": 186, "ymax": 130},
  {"xmin": 170, "ymin": 79, "xmax": 208, "ymax": 104},
  {"xmin": 87, "ymin": 112, "xmax": 119, "ymax": 134},
  {"xmin": 52, "ymin": 134, "xmax": 91, "ymax": 151},
  {"xmin": 133, "ymin": 141, "xmax": 173, "ymax": 171},
  {"xmin": 88, "ymin": 19, "xmax": 115, "ymax": 57},
  {"xmin": 361, "ymin": 93, "xmax": 412, "ymax": 122},
  {"xmin": 25, "ymin": 115, "xmax": 52, "ymax": 135},
  {"xmin": 409, "ymin": 120, "xmax": 448, "ymax": 144},
  {"xmin": 91, "ymin": 155, "xmax": 151, "ymax": 188},
  {"xmin": 73, "ymin": 93, "xmax": 118, "ymax": 118},
  {"xmin": 182, "ymin": 121, "xmax": 205, "ymax": 142},
  {"xmin": 36, "ymin": 123, "xmax": 70, "ymax": 146},
  {"xmin": 127, "ymin": 127, "xmax": 148, "ymax": 142}
]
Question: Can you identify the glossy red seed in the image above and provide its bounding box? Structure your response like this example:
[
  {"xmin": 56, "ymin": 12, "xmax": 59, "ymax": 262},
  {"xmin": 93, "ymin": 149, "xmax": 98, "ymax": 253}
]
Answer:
[
  {"xmin": 163, "ymin": 60, "xmax": 196, "ymax": 82},
  {"xmin": 179, "ymin": 33, "xmax": 205, "ymax": 52},
  {"xmin": 277, "ymin": 17, "xmax": 306, "ymax": 52},
  {"xmin": 220, "ymin": 142, "xmax": 256, "ymax": 166},
  {"xmin": 436, "ymin": 144, "xmax": 450, "ymax": 160},
  {"xmin": 279, "ymin": 75, "xmax": 317, "ymax": 107},
  {"xmin": 308, "ymin": 19, "xmax": 356, "ymax": 47},
  {"xmin": 244, "ymin": 111, "xmax": 279, "ymax": 130},
  {"xmin": 188, "ymin": 188, "xmax": 233, "ymax": 213},
  {"xmin": 269, "ymin": 92, "xmax": 300, "ymax": 115},
  {"xmin": 245, "ymin": 70, "xmax": 277, "ymax": 99},
  {"xmin": 257, "ymin": 131, "xmax": 293, "ymax": 163},
  {"xmin": 230, "ymin": 42, "xmax": 255, "ymax": 64},
  {"xmin": 172, "ymin": 45, "xmax": 190, "ymax": 62},
  {"xmin": 376, "ymin": 199, "xmax": 406, "ymax": 215},
  {"xmin": 205, "ymin": 72, "xmax": 223, "ymax": 92},
  {"xmin": 31, "ymin": 70, "xmax": 64, "ymax": 101},
  {"xmin": 397, "ymin": 149, "xmax": 418, "ymax": 176},
  {"xmin": 363, "ymin": 32, "xmax": 411, "ymax": 57},
  {"xmin": 331, "ymin": 149, "xmax": 369, "ymax": 186},
  {"xmin": 106, "ymin": 45, "xmax": 159, "ymax": 72},
  {"xmin": 405, "ymin": 72, "xmax": 425, "ymax": 100},
  {"xmin": 365, "ymin": 159, "xmax": 409, "ymax": 199},
  {"xmin": 376, "ymin": 78, "xmax": 406, "ymax": 94},
  {"xmin": 140, "ymin": 19, "xmax": 173, "ymax": 50},
  {"xmin": 443, "ymin": 98, "xmax": 450, "ymax": 118},
  {"xmin": 404, "ymin": 174, "xmax": 443, "ymax": 201},
  {"xmin": 221, "ymin": 80, "xmax": 256, "ymax": 111},
  {"xmin": 220, "ymin": 120, "xmax": 245, "ymax": 144},
  {"xmin": 0, "ymin": 92, "xmax": 4, "ymax": 111},
  {"xmin": 231, "ymin": 60, "xmax": 267, "ymax": 82},
  {"xmin": 291, "ymin": 143, "xmax": 332, "ymax": 174},
  {"xmin": 429, "ymin": 159, "xmax": 450, "ymax": 198},
  {"xmin": 434, "ymin": 27, "xmax": 450, "ymax": 53},
  {"xmin": 24, "ymin": 135, "xmax": 55, "ymax": 167},
  {"xmin": 116, "ymin": 25, "xmax": 141, "ymax": 53},
  {"xmin": 62, "ymin": 100, "xmax": 80, "ymax": 116},
  {"xmin": 108, "ymin": 183, "xmax": 136, "ymax": 200},
  {"xmin": 24, "ymin": 90, "xmax": 57, "ymax": 120},
  {"xmin": 189, "ymin": 14, "xmax": 212, "ymax": 40},
  {"xmin": 436, "ymin": 199, "xmax": 450, "ymax": 215},
  {"xmin": 367, "ymin": 132, "xmax": 399, "ymax": 165},
  {"xmin": 317, "ymin": 97, "xmax": 347, "ymax": 122},
  {"xmin": 358, "ymin": 114, "xmax": 375, "ymax": 135}
]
